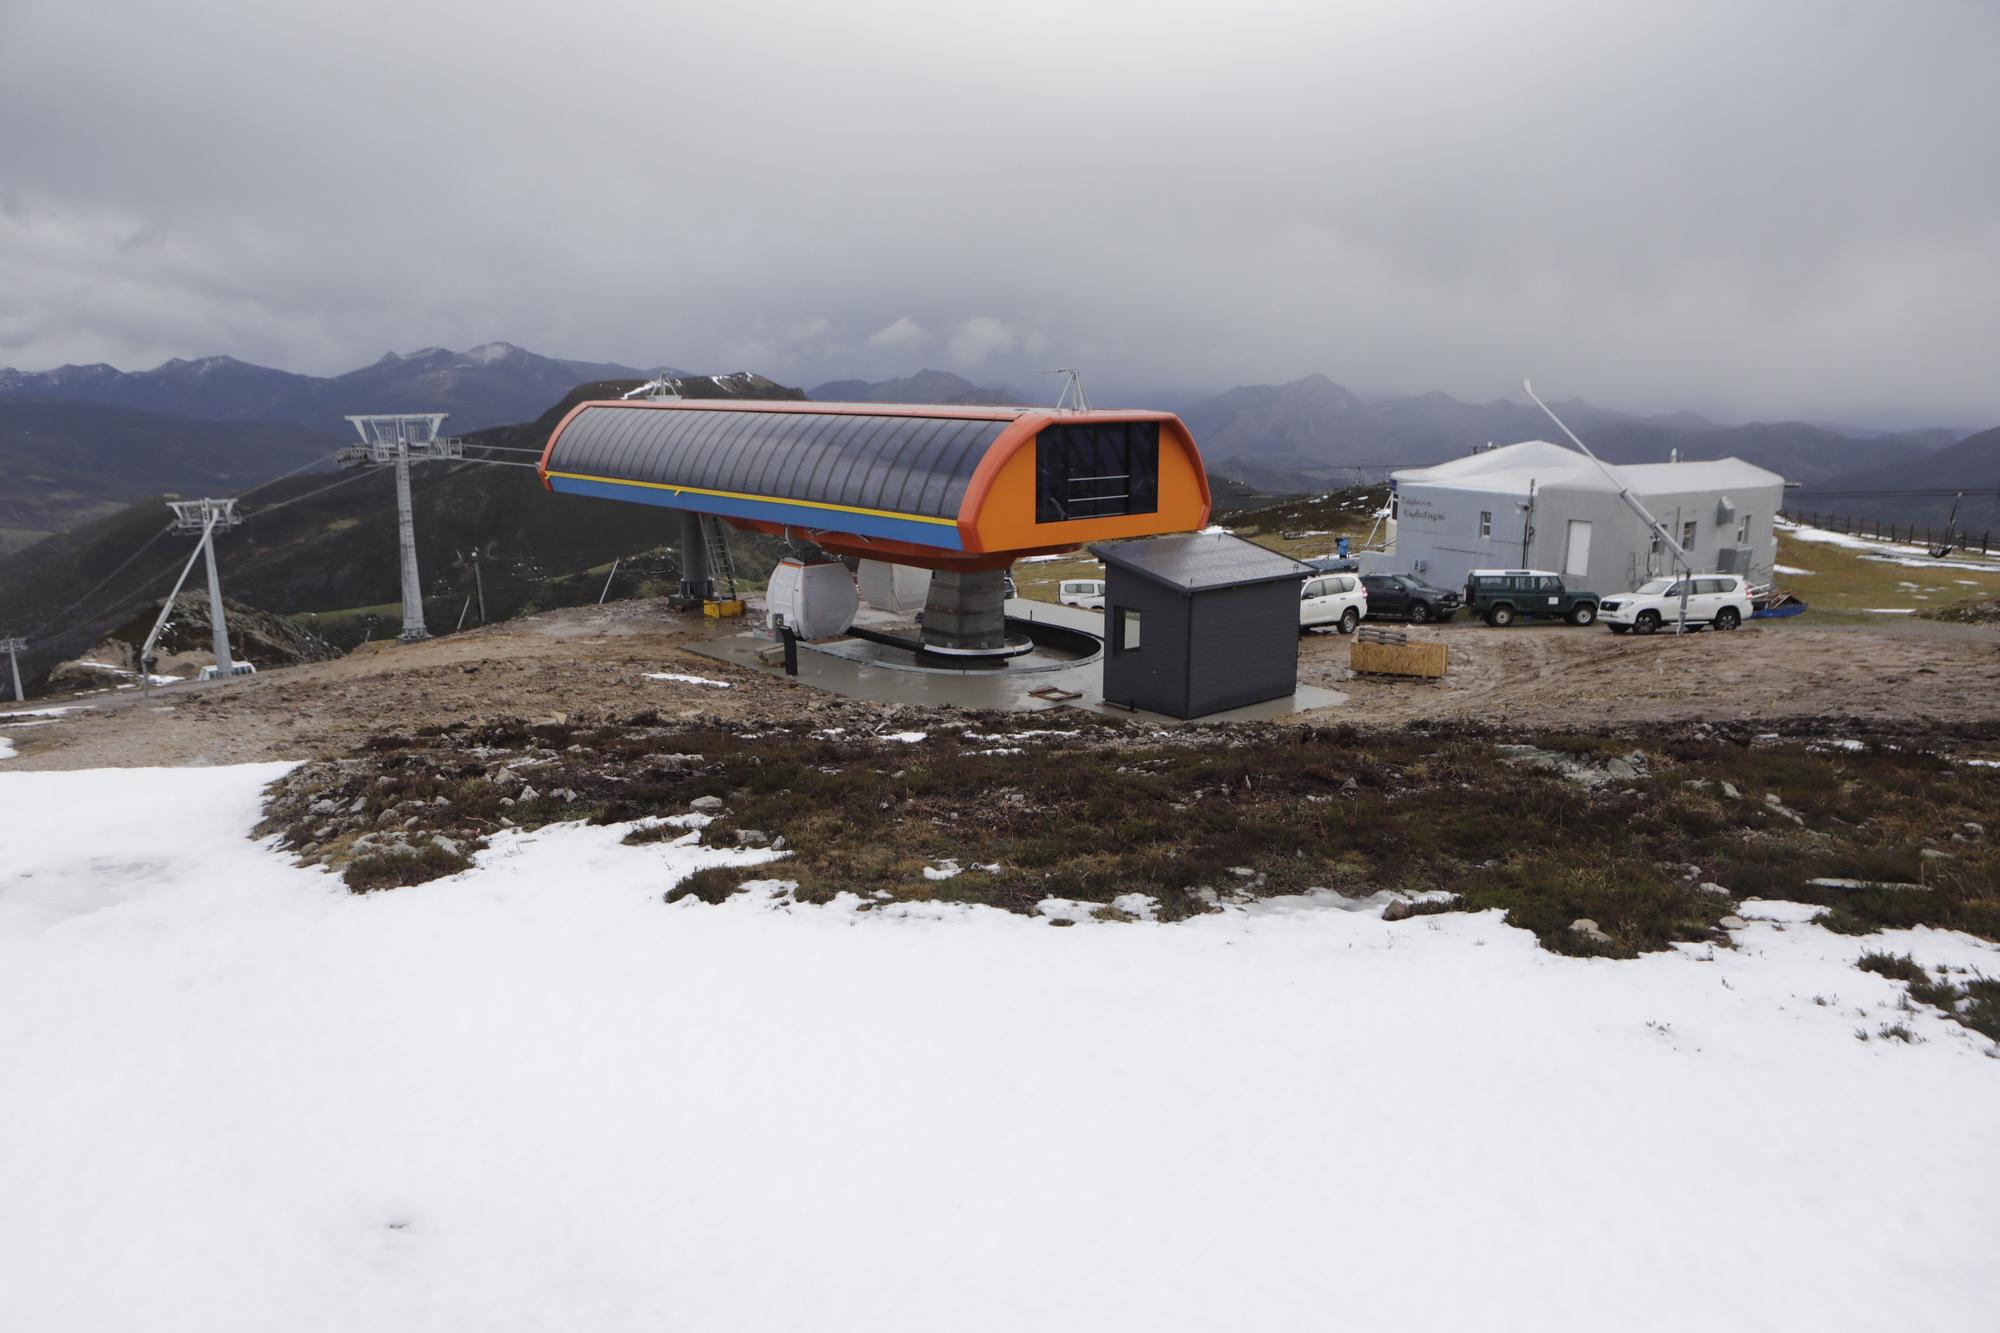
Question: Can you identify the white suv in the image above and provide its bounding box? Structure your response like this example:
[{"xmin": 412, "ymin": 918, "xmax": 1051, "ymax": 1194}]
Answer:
[
  {"xmin": 1300, "ymin": 572, "xmax": 1368, "ymax": 634},
  {"xmin": 1600, "ymin": 575, "xmax": 1754, "ymax": 634},
  {"xmin": 1059, "ymin": 579, "xmax": 1105, "ymax": 609}
]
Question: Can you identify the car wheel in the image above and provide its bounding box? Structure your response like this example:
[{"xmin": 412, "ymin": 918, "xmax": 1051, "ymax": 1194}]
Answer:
[
  {"xmin": 1635, "ymin": 610, "xmax": 1661, "ymax": 635},
  {"xmin": 1487, "ymin": 604, "xmax": 1515, "ymax": 627},
  {"xmin": 1568, "ymin": 602, "xmax": 1597, "ymax": 627},
  {"xmin": 1338, "ymin": 608, "xmax": 1360, "ymax": 635},
  {"xmin": 1714, "ymin": 606, "xmax": 1742, "ymax": 630},
  {"xmin": 1409, "ymin": 602, "xmax": 1431, "ymax": 624},
  {"xmin": 1608, "ymin": 624, "xmax": 1630, "ymax": 635}
]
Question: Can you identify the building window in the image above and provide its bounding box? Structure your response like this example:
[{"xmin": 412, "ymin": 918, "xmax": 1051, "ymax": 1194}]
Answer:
[
  {"xmin": 1682, "ymin": 519, "xmax": 1697, "ymax": 550},
  {"xmin": 1035, "ymin": 422, "xmax": 1160, "ymax": 523},
  {"xmin": 1479, "ymin": 510, "xmax": 1492, "ymax": 538},
  {"xmin": 1389, "ymin": 493, "xmax": 1400, "ymax": 521},
  {"xmin": 1116, "ymin": 608, "xmax": 1142, "ymax": 653},
  {"xmin": 1650, "ymin": 529, "xmax": 1662, "ymax": 556},
  {"xmin": 1737, "ymin": 514, "xmax": 1751, "ymax": 544}
]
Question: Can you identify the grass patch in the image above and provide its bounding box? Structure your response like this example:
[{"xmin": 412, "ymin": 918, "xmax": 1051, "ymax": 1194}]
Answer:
[{"xmin": 343, "ymin": 842, "xmax": 475, "ymax": 893}]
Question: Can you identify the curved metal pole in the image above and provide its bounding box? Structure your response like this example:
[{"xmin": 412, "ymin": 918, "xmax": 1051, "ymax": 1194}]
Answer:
[{"xmin": 1524, "ymin": 379, "xmax": 1693, "ymax": 635}]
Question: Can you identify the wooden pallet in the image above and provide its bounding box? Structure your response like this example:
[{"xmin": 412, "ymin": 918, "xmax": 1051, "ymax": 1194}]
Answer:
[{"xmin": 1350, "ymin": 631, "xmax": 1449, "ymax": 679}]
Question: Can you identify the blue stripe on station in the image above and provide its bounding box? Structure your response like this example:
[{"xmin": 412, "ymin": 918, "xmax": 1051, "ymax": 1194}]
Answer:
[{"xmin": 546, "ymin": 474, "xmax": 966, "ymax": 550}]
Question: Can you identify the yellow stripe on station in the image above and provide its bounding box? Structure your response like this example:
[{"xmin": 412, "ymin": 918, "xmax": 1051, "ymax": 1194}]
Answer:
[{"xmin": 543, "ymin": 471, "xmax": 960, "ymax": 528}]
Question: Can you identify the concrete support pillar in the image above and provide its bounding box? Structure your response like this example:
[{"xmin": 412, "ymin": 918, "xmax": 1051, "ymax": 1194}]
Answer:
[
  {"xmin": 920, "ymin": 568, "xmax": 1007, "ymax": 652},
  {"xmin": 394, "ymin": 444, "xmax": 428, "ymax": 641},
  {"xmin": 679, "ymin": 510, "xmax": 712, "ymax": 602},
  {"xmin": 202, "ymin": 531, "xmax": 234, "ymax": 675}
]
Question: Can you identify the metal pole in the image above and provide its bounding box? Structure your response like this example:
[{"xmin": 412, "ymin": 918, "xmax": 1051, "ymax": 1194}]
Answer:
[
  {"xmin": 472, "ymin": 547, "xmax": 486, "ymax": 625},
  {"xmin": 394, "ymin": 439, "xmax": 428, "ymax": 641},
  {"xmin": 599, "ymin": 557, "xmax": 621, "ymax": 605},
  {"xmin": 202, "ymin": 525, "xmax": 234, "ymax": 674},
  {"xmin": 142, "ymin": 513, "xmax": 219, "ymax": 696},
  {"xmin": 4, "ymin": 640, "xmax": 22, "ymax": 703},
  {"xmin": 680, "ymin": 510, "xmax": 710, "ymax": 602}
]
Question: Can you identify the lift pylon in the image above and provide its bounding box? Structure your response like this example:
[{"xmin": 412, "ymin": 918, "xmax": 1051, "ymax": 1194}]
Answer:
[{"xmin": 341, "ymin": 414, "xmax": 464, "ymax": 641}]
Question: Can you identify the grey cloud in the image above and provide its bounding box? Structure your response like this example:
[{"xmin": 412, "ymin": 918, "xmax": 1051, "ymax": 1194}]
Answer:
[{"xmin": 1, "ymin": 0, "xmax": 1996, "ymax": 424}]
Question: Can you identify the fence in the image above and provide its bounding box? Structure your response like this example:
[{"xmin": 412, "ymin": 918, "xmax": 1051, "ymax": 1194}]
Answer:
[{"xmin": 1779, "ymin": 511, "xmax": 1992, "ymax": 555}]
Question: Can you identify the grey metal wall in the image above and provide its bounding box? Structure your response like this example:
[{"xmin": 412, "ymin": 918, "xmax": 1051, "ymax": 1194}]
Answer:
[
  {"xmin": 1186, "ymin": 581, "xmax": 1300, "ymax": 716},
  {"xmin": 1392, "ymin": 478, "xmax": 1786, "ymax": 596},
  {"xmin": 1100, "ymin": 573, "xmax": 1299, "ymax": 719},
  {"xmin": 1100, "ymin": 573, "xmax": 1189, "ymax": 717}
]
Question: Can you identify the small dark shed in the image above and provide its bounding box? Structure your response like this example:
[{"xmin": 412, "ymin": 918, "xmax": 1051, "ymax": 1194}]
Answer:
[{"xmin": 1089, "ymin": 532, "xmax": 1313, "ymax": 719}]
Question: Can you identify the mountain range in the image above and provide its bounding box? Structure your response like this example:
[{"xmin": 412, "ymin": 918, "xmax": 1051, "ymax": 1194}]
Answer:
[
  {"xmin": 1177, "ymin": 372, "xmax": 1965, "ymax": 491},
  {"xmin": 0, "ymin": 342, "xmax": 680, "ymax": 435},
  {"xmin": 809, "ymin": 369, "xmax": 1025, "ymax": 406}
]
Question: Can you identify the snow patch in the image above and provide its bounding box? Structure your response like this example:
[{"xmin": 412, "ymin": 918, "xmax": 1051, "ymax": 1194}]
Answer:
[
  {"xmin": 1, "ymin": 766, "xmax": 1998, "ymax": 1330},
  {"xmin": 643, "ymin": 672, "xmax": 732, "ymax": 689}
]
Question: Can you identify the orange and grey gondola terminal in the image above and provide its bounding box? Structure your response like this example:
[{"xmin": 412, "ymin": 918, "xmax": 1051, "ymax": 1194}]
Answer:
[{"xmin": 540, "ymin": 397, "xmax": 1212, "ymax": 655}]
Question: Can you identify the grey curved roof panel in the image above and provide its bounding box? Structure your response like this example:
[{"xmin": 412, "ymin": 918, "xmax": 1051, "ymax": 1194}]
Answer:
[{"xmin": 545, "ymin": 403, "xmax": 1010, "ymax": 521}]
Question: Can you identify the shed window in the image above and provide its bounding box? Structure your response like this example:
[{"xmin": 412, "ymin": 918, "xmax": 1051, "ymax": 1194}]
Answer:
[
  {"xmin": 1035, "ymin": 423, "xmax": 1160, "ymax": 523},
  {"xmin": 1479, "ymin": 511, "xmax": 1492, "ymax": 538},
  {"xmin": 1736, "ymin": 514, "xmax": 1752, "ymax": 544},
  {"xmin": 1116, "ymin": 608, "xmax": 1142, "ymax": 653},
  {"xmin": 1682, "ymin": 519, "xmax": 1698, "ymax": 550}
]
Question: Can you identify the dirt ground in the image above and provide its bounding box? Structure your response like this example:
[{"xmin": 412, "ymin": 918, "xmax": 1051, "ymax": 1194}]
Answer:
[{"xmin": 7, "ymin": 598, "xmax": 2000, "ymax": 771}]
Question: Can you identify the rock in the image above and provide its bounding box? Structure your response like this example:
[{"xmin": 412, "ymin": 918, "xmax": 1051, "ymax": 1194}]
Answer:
[
  {"xmin": 402, "ymin": 816, "xmax": 422, "ymax": 829},
  {"xmin": 518, "ymin": 785, "xmax": 539, "ymax": 802},
  {"xmin": 434, "ymin": 795, "xmax": 450, "ymax": 807},
  {"xmin": 432, "ymin": 836, "xmax": 462, "ymax": 858},
  {"xmin": 771, "ymin": 836, "xmax": 787, "ymax": 850},
  {"xmin": 690, "ymin": 795, "xmax": 725, "ymax": 813},
  {"xmin": 1382, "ymin": 900, "xmax": 1416, "ymax": 922},
  {"xmin": 1569, "ymin": 918, "xmax": 1614, "ymax": 946},
  {"xmin": 499, "ymin": 796, "xmax": 516, "ymax": 808},
  {"xmin": 308, "ymin": 798, "xmax": 340, "ymax": 816},
  {"xmin": 1963, "ymin": 822, "xmax": 1986, "ymax": 838},
  {"xmin": 735, "ymin": 829, "xmax": 771, "ymax": 847},
  {"xmin": 1227, "ymin": 866, "xmax": 1257, "ymax": 879},
  {"xmin": 312, "ymin": 824, "xmax": 335, "ymax": 840},
  {"xmin": 1721, "ymin": 782, "xmax": 1742, "ymax": 800},
  {"xmin": 1950, "ymin": 833, "xmax": 1972, "ymax": 845},
  {"xmin": 1920, "ymin": 847, "xmax": 1952, "ymax": 862},
  {"xmin": 348, "ymin": 796, "xmax": 368, "ymax": 814},
  {"xmin": 1718, "ymin": 915, "xmax": 1747, "ymax": 930},
  {"xmin": 1696, "ymin": 881, "xmax": 1731, "ymax": 897}
]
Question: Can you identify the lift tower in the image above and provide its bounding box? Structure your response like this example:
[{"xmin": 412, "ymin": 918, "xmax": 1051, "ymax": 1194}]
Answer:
[
  {"xmin": 163, "ymin": 498, "xmax": 246, "ymax": 676},
  {"xmin": 340, "ymin": 414, "xmax": 463, "ymax": 641},
  {"xmin": 1, "ymin": 636, "xmax": 25, "ymax": 702}
]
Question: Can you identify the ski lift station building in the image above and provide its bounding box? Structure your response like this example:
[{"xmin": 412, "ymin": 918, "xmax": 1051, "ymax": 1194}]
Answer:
[
  {"xmin": 1370, "ymin": 441, "xmax": 1786, "ymax": 594},
  {"xmin": 539, "ymin": 398, "xmax": 1212, "ymax": 569}
]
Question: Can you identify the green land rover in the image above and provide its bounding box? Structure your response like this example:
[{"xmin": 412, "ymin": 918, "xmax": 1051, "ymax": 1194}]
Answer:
[{"xmin": 1462, "ymin": 569, "xmax": 1601, "ymax": 627}]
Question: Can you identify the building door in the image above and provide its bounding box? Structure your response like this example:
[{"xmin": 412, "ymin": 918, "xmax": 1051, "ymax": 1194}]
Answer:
[{"xmin": 1564, "ymin": 520, "xmax": 1593, "ymax": 578}]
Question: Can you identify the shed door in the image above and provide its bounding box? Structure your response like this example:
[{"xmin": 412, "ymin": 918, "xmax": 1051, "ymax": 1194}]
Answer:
[{"xmin": 1564, "ymin": 520, "xmax": 1593, "ymax": 578}]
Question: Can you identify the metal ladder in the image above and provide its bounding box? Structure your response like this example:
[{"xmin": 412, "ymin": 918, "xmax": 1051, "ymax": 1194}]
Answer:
[{"xmin": 700, "ymin": 514, "xmax": 738, "ymax": 599}]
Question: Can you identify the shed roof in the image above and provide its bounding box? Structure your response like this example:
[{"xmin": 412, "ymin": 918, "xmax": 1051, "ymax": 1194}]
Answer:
[
  {"xmin": 1090, "ymin": 532, "xmax": 1313, "ymax": 593},
  {"xmin": 1391, "ymin": 439, "xmax": 1784, "ymax": 497}
]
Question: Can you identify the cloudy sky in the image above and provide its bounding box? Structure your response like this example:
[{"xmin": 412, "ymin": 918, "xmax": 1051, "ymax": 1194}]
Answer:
[{"xmin": 2, "ymin": 0, "xmax": 1995, "ymax": 424}]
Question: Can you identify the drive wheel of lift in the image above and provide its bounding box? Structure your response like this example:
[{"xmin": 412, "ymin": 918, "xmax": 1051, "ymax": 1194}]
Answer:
[
  {"xmin": 1635, "ymin": 611, "xmax": 1661, "ymax": 635},
  {"xmin": 1714, "ymin": 607, "xmax": 1741, "ymax": 631},
  {"xmin": 1409, "ymin": 602, "xmax": 1431, "ymax": 624},
  {"xmin": 1338, "ymin": 608, "xmax": 1360, "ymax": 635}
]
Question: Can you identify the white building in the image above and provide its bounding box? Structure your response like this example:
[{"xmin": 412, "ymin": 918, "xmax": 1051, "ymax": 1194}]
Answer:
[{"xmin": 1367, "ymin": 441, "xmax": 1785, "ymax": 595}]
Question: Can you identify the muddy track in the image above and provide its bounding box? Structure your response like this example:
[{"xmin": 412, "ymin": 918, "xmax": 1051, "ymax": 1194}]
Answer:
[{"xmin": 7, "ymin": 600, "xmax": 2000, "ymax": 771}]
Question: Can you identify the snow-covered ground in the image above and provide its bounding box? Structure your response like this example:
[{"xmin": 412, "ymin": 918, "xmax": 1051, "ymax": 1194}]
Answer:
[
  {"xmin": 1777, "ymin": 519, "xmax": 2000, "ymax": 573},
  {"xmin": 1, "ymin": 765, "xmax": 1996, "ymax": 1332}
]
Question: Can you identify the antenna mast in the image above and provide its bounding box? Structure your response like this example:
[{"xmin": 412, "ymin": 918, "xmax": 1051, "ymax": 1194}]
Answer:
[{"xmin": 1524, "ymin": 379, "xmax": 1694, "ymax": 634}]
